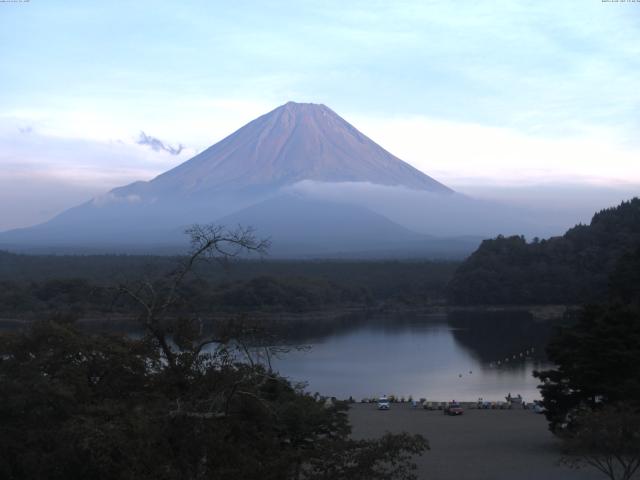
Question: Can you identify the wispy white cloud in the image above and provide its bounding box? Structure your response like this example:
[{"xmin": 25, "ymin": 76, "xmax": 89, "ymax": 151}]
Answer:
[
  {"xmin": 137, "ymin": 131, "xmax": 184, "ymax": 155},
  {"xmin": 92, "ymin": 193, "xmax": 142, "ymax": 207}
]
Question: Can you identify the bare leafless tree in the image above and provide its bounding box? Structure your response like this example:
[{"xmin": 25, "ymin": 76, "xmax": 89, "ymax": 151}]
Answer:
[{"xmin": 118, "ymin": 224, "xmax": 270, "ymax": 371}]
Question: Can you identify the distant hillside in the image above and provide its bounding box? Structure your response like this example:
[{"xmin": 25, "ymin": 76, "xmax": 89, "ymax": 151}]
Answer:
[
  {"xmin": 0, "ymin": 252, "xmax": 459, "ymax": 316},
  {"xmin": 447, "ymin": 198, "xmax": 640, "ymax": 305}
]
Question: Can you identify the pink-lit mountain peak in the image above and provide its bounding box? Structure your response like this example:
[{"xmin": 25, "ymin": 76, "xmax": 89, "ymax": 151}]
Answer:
[{"xmin": 148, "ymin": 101, "xmax": 453, "ymax": 194}]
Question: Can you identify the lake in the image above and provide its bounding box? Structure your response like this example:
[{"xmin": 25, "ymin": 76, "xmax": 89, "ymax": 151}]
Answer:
[
  {"xmin": 270, "ymin": 310, "xmax": 553, "ymax": 402},
  {"xmin": 0, "ymin": 308, "xmax": 554, "ymax": 402}
]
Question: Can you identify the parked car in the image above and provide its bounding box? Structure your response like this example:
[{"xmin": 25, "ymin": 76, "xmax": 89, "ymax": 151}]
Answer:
[
  {"xmin": 533, "ymin": 402, "xmax": 546, "ymax": 414},
  {"xmin": 377, "ymin": 396, "xmax": 390, "ymax": 410},
  {"xmin": 444, "ymin": 402, "xmax": 464, "ymax": 415}
]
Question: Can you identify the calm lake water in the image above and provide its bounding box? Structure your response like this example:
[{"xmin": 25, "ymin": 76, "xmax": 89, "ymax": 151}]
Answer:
[
  {"xmin": 0, "ymin": 309, "xmax": 554, "ymax": 403},
  {"xmin": 270, "ymin": 311, "xmax": 553, "ymax": 402}
]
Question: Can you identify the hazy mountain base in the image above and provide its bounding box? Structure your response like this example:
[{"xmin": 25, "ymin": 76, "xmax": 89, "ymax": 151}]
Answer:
[
  {"xmin": 287, "ymin": 181, "xmax": 567, "ymax": 238},
  {"xmin": 0, "ymin": 186, "xmax": 559, "ymax": 256},
  {"xmin": 0, "ymin": 193, "xmax": 482, "ymax": 257}
]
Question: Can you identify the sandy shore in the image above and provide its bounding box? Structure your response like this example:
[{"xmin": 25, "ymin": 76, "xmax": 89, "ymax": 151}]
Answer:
[{"xmin": 349, "ymin": 403, "xmax": 602, "ymax": 480}]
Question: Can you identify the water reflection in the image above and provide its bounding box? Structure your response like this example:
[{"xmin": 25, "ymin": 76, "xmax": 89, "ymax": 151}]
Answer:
[
  {"xmin": 15, "ymin": 309, "xmax": 555, "ymax": 401},
  {"xmin": 271, "ymin": 311, "xmax": 554, "ymax": 402},
  {"xmin": 447, "ymin": 310, "xmax": 551, "ymax": 368}
]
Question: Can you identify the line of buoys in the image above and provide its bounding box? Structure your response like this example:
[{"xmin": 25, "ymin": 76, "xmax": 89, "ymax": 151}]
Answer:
[{"xmin": 488, "ymin": 347, "xmax": 537, "ymax": 368}]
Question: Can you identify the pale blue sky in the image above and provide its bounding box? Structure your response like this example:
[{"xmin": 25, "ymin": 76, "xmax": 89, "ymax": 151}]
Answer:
[{"xmin": 1, "ymin": 0, "xmax": 639, "ymax": 229}]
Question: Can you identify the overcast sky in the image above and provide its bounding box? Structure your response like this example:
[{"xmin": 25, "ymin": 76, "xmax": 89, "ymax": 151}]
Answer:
[{"xmin": 1, "ymin": 0, "xmax": 639, "ymax": 230}]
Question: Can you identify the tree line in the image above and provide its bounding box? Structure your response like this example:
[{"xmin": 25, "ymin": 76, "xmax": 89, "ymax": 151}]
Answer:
[
  {"xmin": 447, "ymin": 198, "xmax": 640, "ymax": 305},
  {"xmin": 0, "ymin": 256, "xmax": 458, "ymax": 317}
]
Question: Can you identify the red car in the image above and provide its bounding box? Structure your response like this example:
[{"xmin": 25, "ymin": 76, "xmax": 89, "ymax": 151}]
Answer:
[{"xmin": 444, "ymin": 402, "xmax": 464, "ymax": 415}]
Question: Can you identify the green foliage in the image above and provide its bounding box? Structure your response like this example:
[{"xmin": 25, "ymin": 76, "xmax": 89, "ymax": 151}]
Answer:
[
  {"xmin": 0, "ymin": 320, "xmax": 428, "ymax": 480},
  {"xmin": 534, "ymin": 246, "xmax": 640, "ymax": 432},
  {"xmin": 535, "ymin": 304, "xmax": 640, "ymax": 431},
  {"xmin": 0, "ymin": 321, "xmax": 160, "ymax": 480},
  {"xmin": 608, "ymin": 246, "xmax": 640, "ymax": 305},
  {"xmin": 448, "ymin": 198, "xmax": 640, "ymax": 305},
  {"xmin": 560, "ymin": 405, "xmax": 640, "ymax": 480},
  {"xmin": 0, "ymin": 259, "xmax": 458, "ymax": 317},
  {"xmin": 209, "ymin": 275, "xmax": 371, "ymax": 311}
]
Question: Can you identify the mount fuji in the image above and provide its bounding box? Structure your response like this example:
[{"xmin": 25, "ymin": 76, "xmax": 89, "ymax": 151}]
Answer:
[{"xmin": 0, "ymin": 102, "xmax": 526, "ymax": 257}]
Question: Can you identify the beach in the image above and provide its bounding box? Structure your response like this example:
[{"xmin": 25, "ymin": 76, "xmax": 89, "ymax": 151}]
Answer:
[{"xmin": 349, "ymin": 403, "xmax": 602, "ymax": 480}]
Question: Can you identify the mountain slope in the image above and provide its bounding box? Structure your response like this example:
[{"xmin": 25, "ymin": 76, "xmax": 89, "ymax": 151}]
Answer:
[
  {"xmin": 117, "ymin": 102, "xmax": 452, "ymax": 199},
  {"xmin": 0, "ymin": 101, "xmax": 460, "ymax": 255},
  {"xmin": 216, "ymin": 194, "xmax": 483, "ymax": 258},
  {"xmin": 218, "ymin": 194, "xmax": 424, "ymax": 256}
]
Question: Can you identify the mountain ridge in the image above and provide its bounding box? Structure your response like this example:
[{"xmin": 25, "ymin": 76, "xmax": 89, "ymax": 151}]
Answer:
[{"xmin": 115, "ymin": 101, "xmax": 452, "ymax": 199}]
